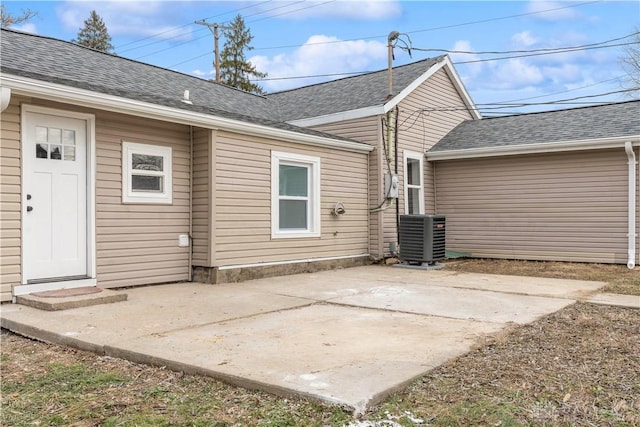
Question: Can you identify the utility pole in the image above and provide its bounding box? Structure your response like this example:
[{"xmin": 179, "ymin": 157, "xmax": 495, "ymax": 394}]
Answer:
[
  {"xmin": 387, "ymin": 31, "xmax": 400, "ymax": 97},
  {"xmin": 195, "ymin": 20, "xmax": 230, "ymax": 83}
]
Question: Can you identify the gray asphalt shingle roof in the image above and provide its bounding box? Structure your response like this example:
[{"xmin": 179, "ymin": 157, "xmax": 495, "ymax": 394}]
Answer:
[
  {"xmin": 266, "ymin": 56, "xmax": 445, "ymax": 121},
  {"xmin": 431, "ymin": 100, "xmax": 640, "ymax": 152},
  {"xmin": 2, "ymin": 28, "xmax": 446, "ymax": 139},
  {"xmin": 0, "ymin": 28, "xmax": 360, "ymax": 142}
]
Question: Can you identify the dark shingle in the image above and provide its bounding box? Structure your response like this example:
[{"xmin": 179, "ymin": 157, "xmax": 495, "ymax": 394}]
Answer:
[
  {"xmin": 0, "ymin": 28, "xmax": 366, "ymax": 143},
  {"xmin": 431, "ymin": 100, "xmax": 640, "ymax": 152},
  {"xmin": 267, "ymin": 56, "xmax": 445, "ymax": 121},
  {"xmin": 0, "ymin": 29, "xmax": 278, "ymax": 120}
]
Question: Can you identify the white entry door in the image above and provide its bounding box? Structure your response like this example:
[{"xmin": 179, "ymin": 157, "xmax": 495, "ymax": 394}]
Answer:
[{"xmin": 23, "ymin": 112, "xmax": 88, "ymax": 283}]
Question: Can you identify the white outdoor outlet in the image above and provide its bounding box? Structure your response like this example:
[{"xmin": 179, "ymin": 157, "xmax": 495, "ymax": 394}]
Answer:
[{"xmin": 178, "ymin": 234, "xmax": 190, "ymax": 247}]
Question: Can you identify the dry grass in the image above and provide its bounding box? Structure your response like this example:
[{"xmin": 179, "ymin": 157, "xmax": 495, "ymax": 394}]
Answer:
[
  {"xmin": 2, "ymin": 260, "xmax": 639, "ymax": 426},
  {"xmin": 375, "ymin": 302, "xmax": 640, "ymax": 426},
  {"xmin": 444, "ymin": 258, "xmax": 640, "ymax": 295}
]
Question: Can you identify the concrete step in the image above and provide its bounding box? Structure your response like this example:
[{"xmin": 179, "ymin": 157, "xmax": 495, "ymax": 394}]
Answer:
[{"xmin": 16, "ymin": 286, "xmax": 127, "ymax": 311}]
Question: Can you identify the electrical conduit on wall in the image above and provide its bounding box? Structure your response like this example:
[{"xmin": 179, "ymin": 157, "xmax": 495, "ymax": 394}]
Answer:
[{"xmin": 625, "ymin": 141, "xmax": 636, "ymax": 269}]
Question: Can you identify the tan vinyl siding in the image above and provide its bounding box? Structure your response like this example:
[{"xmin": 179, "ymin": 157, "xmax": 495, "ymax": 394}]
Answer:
[
  {"xmin": 435, "ymin": 149, "xmax": 633, "ymax": 264},
  {"xmin": 0, "ymin": 96, "xmax": 23, "ymax": 301},
  {"xmin": 191, "ymin": 128, "xmax": 210, "ymax": 266},
  {"xmin": 380, "ymin": 68, "xmax": 474, "ymax": 256},
  {"xmin": 214, "ymin": 130, "xmax": 369, "ymax": 266},
  {"xmin": 313, "ymin": 116, "xmax": 382, "ymax": 258},
  {"xmin": 398, "ymin": 67, "xmax": 474, "ymax": 214},
  {"xmin": 95, "ymin": 111, "xmax": 190, "ymax": 287}
]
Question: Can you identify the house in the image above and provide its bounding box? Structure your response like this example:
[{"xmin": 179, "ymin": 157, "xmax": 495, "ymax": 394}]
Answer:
[
  {"xmin": 2, "ymin": 27, "xmax": 636, "ymax": 303},
  {"xmin": 0, "ymin": 28, "xmax": 373, "ymax": 302},
  {"xmin": 268, "ymin": 55, "xmax": 479, "ymax": 258},
  {"xmin": 428, "ymin": 101, "xmax": 640, "ymax": 267}
]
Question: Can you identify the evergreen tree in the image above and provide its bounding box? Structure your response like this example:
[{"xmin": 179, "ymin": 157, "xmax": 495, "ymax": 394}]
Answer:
[
  {"xmin": 219, "ymin": 15, "xmax": 267, "ymax": 94},
  {"xmin": 72, "ymin": 10, "xmax": 114, "ymax": 53}
]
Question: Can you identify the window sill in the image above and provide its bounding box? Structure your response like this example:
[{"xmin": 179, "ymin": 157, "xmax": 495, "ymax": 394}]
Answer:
[{"xmin": 272, "ymin": 230, "xmax": 321, "ymax": 239}]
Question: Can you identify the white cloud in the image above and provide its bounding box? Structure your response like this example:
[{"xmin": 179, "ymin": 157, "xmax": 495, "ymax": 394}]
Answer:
[
  {"xmin": 250, "ymin": 34, "xmax": 387, "ymax": 92},
  {"xmin": 487, "ymin": 59, "xmax": 545, "ymax": 90},
  {"xmin": 541, "ymin": 64, "xmax": 581, "ymax": 84},
  {"xmin": 256, "ymin": 0, "xmax": 402, "ymax": 20},
  {"xmin": 525, "ymin": 0, "xmax": 582, "ymax": 21},
  {"xmin": 449, "ymin": 40, "xmax": 484, "ymax": 85},
  {"xmin": 511, "ymin": 31, "xmax": 539, "ymax": 48},
  {"xmin": 12, "ymin": 23, "xmax": 38, "ymax": 34},
  {"xmin": 57, "ymin": 1, "xmax": 193, "ymax": 40}
]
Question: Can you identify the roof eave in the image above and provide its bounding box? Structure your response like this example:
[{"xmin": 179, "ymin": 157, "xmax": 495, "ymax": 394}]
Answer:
[
  {"xmin": 1, "ymin": 74, "xmax": 373, "ymax": 153},
  {"xmin": 426, "ymin": 136, "xmax": 640, "ymax": 160},
  {"xmin": 288, "ymin": 105, "xmax": 384, "ymax": 127}
]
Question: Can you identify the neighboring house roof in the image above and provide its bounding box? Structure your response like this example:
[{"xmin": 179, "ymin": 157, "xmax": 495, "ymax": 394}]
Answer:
[
  {"xmin": 428, "ymin": 100, "xmax": 640, "ymax": 160},
  {"xmin": 0, "ymin": 28, "xmax": 371, "ymax": 152},
  {"xmin": 268, "ymin": 55, "xmax": 480, "ymax": 126}
]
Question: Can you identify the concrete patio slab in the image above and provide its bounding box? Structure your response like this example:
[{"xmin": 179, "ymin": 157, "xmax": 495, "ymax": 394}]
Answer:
[
  {"xmin": 329, "ymin": 283, "xmax": 575, "ymax": 324},
  {"xmin": 109, "ymin": 304, "xmax": 504, "ymax": 414},
  {"xmin": 1, "ymin": 282, "xmax": 312, "ymax": 351},
  {"xmin": 239, "ymin": 265, "xmax": 604, "ymax": 301},
  {"xmin": 0, "ymin": 266, "xmax": 606, "ymax": 414},
  {"xmin": 584, "ymin": 292, "xmax": 640, "ymax": 308}
]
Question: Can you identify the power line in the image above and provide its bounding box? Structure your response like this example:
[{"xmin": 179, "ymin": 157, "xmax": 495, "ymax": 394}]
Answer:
[
  {"xmin": 151, "ymin": 0, "xmax": 604, "ymax": 66},
  {"xmin": 476, "ymin": 89, "xmax": 639, "ymax": 109},
  {"xmin": 451, "ymin": 41, "xmax": 636, "ymax": 64},
  {"xmin": 146, "ymin": 1, "xmax": 335, "ymax": 65},
  {"xmin": 251, "ymin": 0, "xmax": 603, "ymax": 51},
  {"xmin": 399, "ymin": 89, "xmax": 638, "ymax": 116},
  {"xmin": 247, "ymin": 0, "xmax": 336, "ymax": 24},
  {"xmin": 249, "ymin": 35, "xmax": 634, "ymax": 83},
  {"xmin": 117, "ymin": 1, "xmax": 272, "ymax": 53},
  {"xmin": 404, "ymin": 32, "xmax": 638, "ymax": 56}
]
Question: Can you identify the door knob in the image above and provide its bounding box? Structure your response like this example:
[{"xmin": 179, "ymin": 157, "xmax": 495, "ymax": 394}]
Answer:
[{"xmin": 26, "ymin": 206, "xmax": 33, "ymax": 212}]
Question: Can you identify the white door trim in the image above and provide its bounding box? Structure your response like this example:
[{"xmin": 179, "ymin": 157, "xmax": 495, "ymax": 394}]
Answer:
[{"xmin": 20, "ymin": 104, "xmax": 96, "ymax": 293}]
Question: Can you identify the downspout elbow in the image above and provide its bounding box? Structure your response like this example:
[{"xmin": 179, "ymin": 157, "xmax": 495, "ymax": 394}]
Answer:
[
  {"xmin": 1, "ymin": 87, "xmax": 11, "ymax": 112},
  {"xmin": 625, "ymin": 141, "xmax": 636, "ymax": 269}
]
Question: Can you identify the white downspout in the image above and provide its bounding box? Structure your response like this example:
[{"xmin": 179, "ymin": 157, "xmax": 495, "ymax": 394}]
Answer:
[{"xmin": 624, "ymin": 141, "xmax": 636, "ymax": 269}]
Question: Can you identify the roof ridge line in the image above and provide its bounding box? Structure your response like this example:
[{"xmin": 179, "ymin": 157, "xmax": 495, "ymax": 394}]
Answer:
[{"xmin": 266, "ymin": 55, "xmax": 445, "ymax": 96}]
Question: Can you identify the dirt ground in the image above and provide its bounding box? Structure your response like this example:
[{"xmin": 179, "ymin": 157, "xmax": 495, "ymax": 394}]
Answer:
[{"xmin": 2, "ymin": 259, "xmax": 639, "ymax": 426}]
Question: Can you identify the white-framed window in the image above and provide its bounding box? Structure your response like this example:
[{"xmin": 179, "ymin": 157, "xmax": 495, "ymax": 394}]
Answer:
[
  {"xmin": 122, "ymin": 142, "xmax": 172, "ymax": 204},
  {"xmin": 271, "ymin": 151, "xmax": 321, "ymax": 238},
  {"xmin": 403, "ymin": 150, "xmax": 424, "ymax": 215}
]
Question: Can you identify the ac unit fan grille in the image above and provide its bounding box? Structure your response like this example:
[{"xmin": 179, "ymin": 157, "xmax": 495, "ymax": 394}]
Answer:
[{"xmin": 398, "ymin": 214, "xmax": 446, "ymax": 263}]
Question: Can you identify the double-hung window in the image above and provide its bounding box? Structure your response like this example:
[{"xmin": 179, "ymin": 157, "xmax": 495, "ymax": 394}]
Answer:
[
  {"xmin": 271, "ymin": 151, "xmax": 320, "ymax": 238},
  {"xmin": 403, "ymin": 150, "xmax": 424, "ymax": 214},
  {"xmin": 122, "ymin": 142, "xmax": 172, "ymax": 204}
]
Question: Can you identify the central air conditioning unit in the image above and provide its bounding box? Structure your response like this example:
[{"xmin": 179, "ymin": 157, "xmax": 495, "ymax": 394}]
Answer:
[{"xmin": 399, "ymin": 214, "xmax": 446, "ymax": 264}]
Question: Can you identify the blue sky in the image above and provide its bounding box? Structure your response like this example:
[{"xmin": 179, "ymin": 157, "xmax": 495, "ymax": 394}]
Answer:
[{"xmin": 3, "ymin": 0, "xmax": 639, "ymax": 115}]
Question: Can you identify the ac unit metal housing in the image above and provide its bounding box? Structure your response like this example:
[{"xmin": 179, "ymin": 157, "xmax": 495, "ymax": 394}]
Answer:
[{"xmin": 399, "ymin": 214, "xmax": 446, "ymax": 264}]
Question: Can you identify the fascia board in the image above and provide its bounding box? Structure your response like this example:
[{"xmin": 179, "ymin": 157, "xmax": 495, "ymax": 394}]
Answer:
[
  {"xmin": 441, "ymin": 56, "xmax": 481, "ymax": 120},
  {"xmin": 383, "ymin": 57, "xmax": 445, "ymax": 113},
  {"xmin": 383, "ymin": 55, "xmax": 481, "ymax": 120},
  {"xmin": 288, "ymin": 105, "xmax": 384, "ymax": 127},
  {"xmin": 426, "ymin": 136, "xmax": 640, "ymax": 160},
  {"xmin": 1, "ymin": 74, "xmax": 373, "ymax": 153}
]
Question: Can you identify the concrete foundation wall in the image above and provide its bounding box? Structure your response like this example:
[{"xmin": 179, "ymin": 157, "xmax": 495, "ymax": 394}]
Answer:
[{"xmin": 193, "ymin": 255, "xmax": 371, "ymax": 284}]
